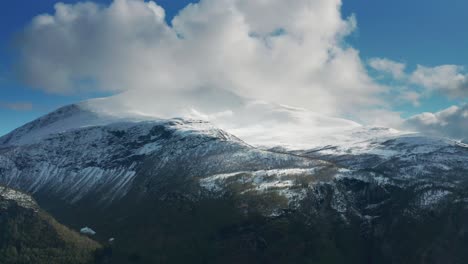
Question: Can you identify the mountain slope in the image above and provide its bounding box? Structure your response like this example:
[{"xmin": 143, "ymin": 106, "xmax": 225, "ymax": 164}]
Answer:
[
  {"xmin": 1, "ymin": 103, "xmax": 468, "ymax": 263},
  {"xmin": 0, "ymin": 186, "xmax": 101, "ymax": 264},
  {"xmin": 0, "ymin": 103, "xmax": 329, "ymax": 205}
]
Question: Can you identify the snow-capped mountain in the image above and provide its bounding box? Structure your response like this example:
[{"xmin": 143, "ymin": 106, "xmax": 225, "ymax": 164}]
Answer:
[
  {"xmin": 1, "ymin": 101, "xmax": 468, "ymax": 208},
  {"xmin": 0, "ymin": 102, "xmax": 330, "ymax": 204},
  {"xmin": 1, "ymin": 101, "xmax": 468, "ymax": 263}
]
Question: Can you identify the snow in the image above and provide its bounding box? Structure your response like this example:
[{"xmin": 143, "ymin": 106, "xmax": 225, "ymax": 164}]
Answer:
[
  {"xmin": 200, "ymin": 168, "xmax": 320, "ymax": 203},
  {"xmin": 1, "ymin": 98, "xmax": 468, "ymax": 218},
  {"xmin": 330, "ymin": 185, "xmax": 347, "ymax": 213},
  {"xmin": 0, "ymin": 97, "xmax": 363, "ymax": 149},
  {"xmin": 136, "ymin": 142, "xmax": 162, "ymax": 155},
  {"xmin": 0, "ymin": 97, "xmax": 419, "ymax": 154},
  {"xmin": 0, "ymin": 100, "xmax": 166, "ymax": 146},
  {"xmin": 1, "ymin": 104, "xmax": 327, "ymax": 204},
  {"xmin": 417, "ymin": 189, "xmax": 451, "ymax": 208},
  {"xmin": 0, "ymin": 186, "xmax": 37, "ymax": 210},
  {"xmin": 5, "ymin": 96, "xmax": 465, "ymax": 162},
  {"xmin": 80, "ymin": 227, "xmax": 96, "ymax": 236},
  {"xmin": 256, "ymin": 180, "xmax": 295, "ymax": 191},
  {"xmin": 76, "ymin": 93, "xmax": 365, "ymax": 150}
]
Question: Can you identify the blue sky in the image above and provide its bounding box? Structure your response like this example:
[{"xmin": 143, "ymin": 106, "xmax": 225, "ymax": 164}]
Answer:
[
  {"xmin": 0, "ymin": 0, "xmax": 467, "ymax": 136},
  {"xmin": 343, "ymin": 0, "xmax": 468, "ymax": 66},
  {"xmin": 342, "ymin": 0, "xmax": 467, "ymax": 116}
]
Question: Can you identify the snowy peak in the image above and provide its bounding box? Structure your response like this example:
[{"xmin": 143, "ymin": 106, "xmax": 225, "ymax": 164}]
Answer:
[
  {"xmin": 40, "ymin": 95, "xmax": 365, "ymax": 150},
  {"xmin": 0, "ymin": 103, "xmax": 113, "ymax": 146},
  {"xmin": 0, "ymin": 105, "xmax": 320, "ymax": 204},
  {"xmin": 0, "ymin": 99, "xmax": 251, "ymax": 147},
  {"xmin": 0, "ymin": 101, "xmax": 162, "ymax": 146}
]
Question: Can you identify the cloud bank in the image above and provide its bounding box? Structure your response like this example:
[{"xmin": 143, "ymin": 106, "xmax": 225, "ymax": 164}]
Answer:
[
  {"xmin": 410, "ymin": 65, "xmax": 468, "ymax": 97},
  {"xmin": 16, "ymin": 0, "xmax": 385, "ymax": 117},
  {"xmin": 404, "ymin": 105, "xmax": 468, "ymax": 140},
  {"xmin": 15, "ymin": 0, "xmax": 467, "ymax": 141}
]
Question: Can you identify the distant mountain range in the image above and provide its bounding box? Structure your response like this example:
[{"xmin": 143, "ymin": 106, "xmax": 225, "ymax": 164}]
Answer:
[{"xmin": 1, "ymin": 101, "xmax": 468, "ymax": 263}]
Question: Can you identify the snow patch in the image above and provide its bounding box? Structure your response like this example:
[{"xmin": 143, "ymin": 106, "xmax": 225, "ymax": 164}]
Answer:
[
  {"xmin": 0, "ymin": 186, "xmax": 37, "ymax": 210},
  {"xmin": 200, "ymin": 168, "xmax": 321, "ymax": 203},
  {"xmin": 417, "ymin": 189, "xmax": 451, "ymax": 208},
  {"xmin": 80, "ymin": 227, "xmax": 96, "ymax": 236}
]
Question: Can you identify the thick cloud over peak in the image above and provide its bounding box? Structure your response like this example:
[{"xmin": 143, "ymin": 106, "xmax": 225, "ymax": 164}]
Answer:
[{"xmin": 16, "ymin": 0, "xmax": 383, "ymax": 117}]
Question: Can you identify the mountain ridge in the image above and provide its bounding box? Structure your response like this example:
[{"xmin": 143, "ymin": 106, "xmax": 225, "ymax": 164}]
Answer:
[{"xmin": 1, "ymin": 102, "xmax": 468, "ymax": 263}]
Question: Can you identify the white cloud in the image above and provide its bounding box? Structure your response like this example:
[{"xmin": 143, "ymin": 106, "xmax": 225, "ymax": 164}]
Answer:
[
  {"xmin": 16, "ymin": 0, "xmax": 385, "ymax": 118},
  {"xmin": 85, "ymin": 94, "xmax": 363, "ymax": 149},
  {"xmin": 403, "ymin": 105, "xmax": 468, "ymax": 140},
  {"xmin": 367, "ymin": 58, "xmax": 468, "ymax": 105},
  {"xmin": 16, "ymin": 0, "xmax": 468, "ymax": 144},
  {"xmin": 368, "ymin": 57, "xmax": 406, "ymax": 79},
  {"xmin": 410, "ymin": 65, "xmax": 468, "ymax": 97},
  {"xmin": 399, "ymin": 90, "xmax": 421, "ymax": 107}
]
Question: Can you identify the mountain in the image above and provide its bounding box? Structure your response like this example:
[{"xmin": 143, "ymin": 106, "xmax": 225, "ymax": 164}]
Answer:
[
  {"xmin": 0, "ymin": 102, "xmax": 327, "ymax": 204},
  {"xmin": 0, "ymin": 185, "xmax": 101, "ymax": 264},
  {"xmin": 1, "ymin": 102, "xmax": 468, "ymax": 263}
]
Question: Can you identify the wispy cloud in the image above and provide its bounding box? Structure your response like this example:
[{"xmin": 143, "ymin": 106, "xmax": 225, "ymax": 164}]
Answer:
[
  {"xmin": 368, "ymin": 57, "xmax": 406, "ymax": 79},
  {"xmin": 0, "ymin": 102, "xmax": 33, "ymax": 111}
]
